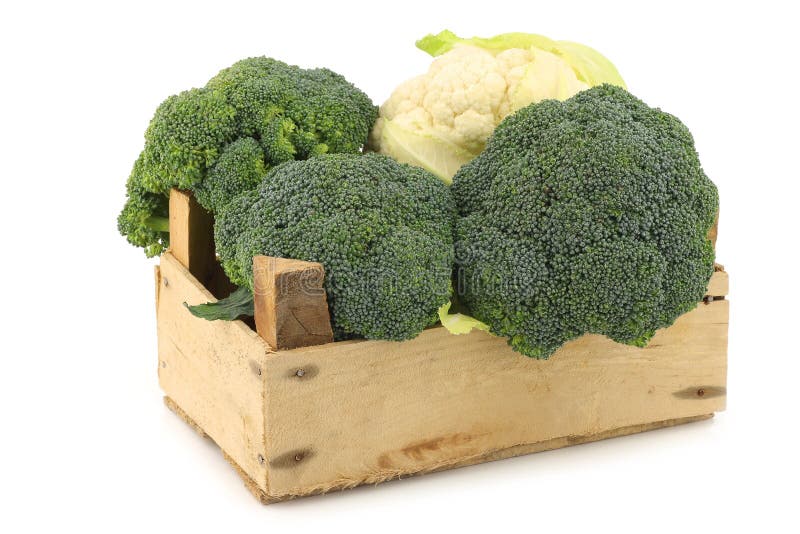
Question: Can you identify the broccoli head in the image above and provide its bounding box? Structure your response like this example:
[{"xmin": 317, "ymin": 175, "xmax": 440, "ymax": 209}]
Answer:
[
  {"xmin": 118, "ymin": 57, "xmax": 377, "ymax": 256},
  {"xmin": 451, "ymin": 84, "xmax": 719, "ymax": 359},
  {"xmin": 215, "ymin": 153, "xmax": 455, "ymax": 341}
]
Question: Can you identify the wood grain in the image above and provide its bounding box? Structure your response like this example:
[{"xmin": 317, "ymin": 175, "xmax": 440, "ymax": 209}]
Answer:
[
  {"xmin": 168, "ymin": 189, "xmax": 215, "ymax": 284},
  {"xmin": 157, "ymin": 238, "xmax": 729, "ymax": 503},
  {"xmin": 707, "ymin": 268, "xmax": 729, "ymax": 298},
  {"xmin": 253, "ymin": 256, "xmax": 334, "ymax": 351},
  {"xmin": 165, "ymin": 394, "xmax": 712, "ymax": 504},
  {"xmin": 262, "ymin": 298, "xmax": 727, "ymax": 498},
  {"xmin": 157, "ymin": 252, "xmax": 271, "ymax": 492}
]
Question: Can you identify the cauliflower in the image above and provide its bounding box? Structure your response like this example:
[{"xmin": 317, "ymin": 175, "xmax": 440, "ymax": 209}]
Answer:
[{"xmin": 370, "ymin": 30, "xmax": 626, "ymax": 183}]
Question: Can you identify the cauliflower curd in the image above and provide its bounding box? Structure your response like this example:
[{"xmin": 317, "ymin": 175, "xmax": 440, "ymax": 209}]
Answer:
[{"xmin": 370, "ymin": 31, "xmax": 625, "ymax": 183}]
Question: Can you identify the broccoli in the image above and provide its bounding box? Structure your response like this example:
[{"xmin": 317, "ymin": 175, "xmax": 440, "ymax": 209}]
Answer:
[
  {"xmin": 192, "ymin": 137, "xmax": 267, "ymax": 214},
  {"xmin": 118, "ymin": 57, "xmax": 377, "ymax": 256},
  {"xmin": 451, "ymin": 84, "xmax": 719, "ymax": 359},
  {"xmin": 116, "ymin": 154, "xmax": 170, "ymax": 257},
  {"xmin": 138, "ymin": 88, "xmax": 239, "ymax": 193},
  {"xmin": 214, "ymin": 153, "xmax": 455, "ymax": 341},
  {"xmin": 207, "ymin": 57, "xmax": 377, "ymax": 162}
]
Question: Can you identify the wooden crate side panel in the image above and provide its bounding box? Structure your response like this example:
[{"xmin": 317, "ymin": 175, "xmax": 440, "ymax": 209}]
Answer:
[
  {"xmin": 263, "ymin": 298, "xmax": 727, "ymax": 498},
  {"xmin": 707, "ymin": 268, "xmax": 728, "ymax": 298},
  {"xmin": 157, "ymin": 253, "xmax": 271, "ymax": 491}
]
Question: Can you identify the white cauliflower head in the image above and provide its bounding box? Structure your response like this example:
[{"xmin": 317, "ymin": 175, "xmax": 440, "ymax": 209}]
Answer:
[{"xmin": 370, "ymin": 31, "xmax": 626, "ymax": 183}]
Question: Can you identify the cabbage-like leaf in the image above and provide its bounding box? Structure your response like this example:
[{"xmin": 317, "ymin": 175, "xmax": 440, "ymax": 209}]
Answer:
[
  {"xmin": 552, "ymin": 40, "xmax": 626, "ymax": 88},
  {"xmin": 438, "ymin": 301, "xmax": 490, "ymax": 335},
  {"xmin": 416, "ymin": 30, "xmax": 625, "ymax": 89},
  {"xmin": 379, "ymin": 120, "xmax": 474, "ymax": 184},
  {"xmin": 417, "ymin": 30, "xmax": 557, "ymax": 57},
  {"xmin": 510, "ymin": 49, "xmax": 589, "ymax": 110}
]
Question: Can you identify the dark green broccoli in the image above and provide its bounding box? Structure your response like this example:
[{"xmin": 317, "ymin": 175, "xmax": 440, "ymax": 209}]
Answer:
[
  {"xmin": 451, "ymin": 84, "xmax": 718, "ymax": 359},
  {"xmin": 214, "ymin": 153, "xmax": 455, "ymax": 341},
  {"xmin": 192, "ymin": 137, "xmax": 267, "ymax": 214},
  {"xmin": 118, "ymin": 57, "xmax": 377, "ymax": 256}
]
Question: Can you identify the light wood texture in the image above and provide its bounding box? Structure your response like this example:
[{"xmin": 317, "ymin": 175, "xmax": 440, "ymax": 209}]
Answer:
[
  {"xmin": 261, "ymin": 296, "xmax": 727, "ymax": 498},
  {"xmin": 165, "ymin": 394, "xmax": 712, "ymax": 504},
  {"xmin": 707, "ymin": 267, "xmax": 729, "ymax": 298},
  {"xmin": 157, "ymin": 236, "xmax": 729, "ymax": 503},
  {"xmin": 708, "ymin": 213, "xmax": 719, "ymax": 248},
  {"xmin": 253, "ymin": 256, "xmax": 334, "ymax": 351},
  {"xmin": 157, "ymin": 252, "xmax": 271, "ymax": 493},
  {"xmin": 167, "ymin": 189, "xmax": 237, "ymax": 299},
  {"xmin": 169, "ymin": 189, "xmax": 215, "ymax": 285}
]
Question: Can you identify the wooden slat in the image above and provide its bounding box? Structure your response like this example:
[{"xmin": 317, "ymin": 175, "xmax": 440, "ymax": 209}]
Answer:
[
  {"xmin": 708, "ymin": 213, "xmax": 719, "ymax": 248},
  {"xmin": 157, "ymin": 252, "xmax": 271, "ymax": 492},
  {"xmin": 262, "ymin": 298, "xmax": 728, "ymax": 498},
  {"xmin": 165, "ymin": 395, "xmax": 712, "ymax": 504},
  {"xmin": 168, "ymin": 189, "xmax": 215, "ymax": 283},
  {"xmin": 252, "ymin": 256, "xmax": 333, "ymax": 351},
  {"xmin": 707, "ymin": 268, "xmax": 729, "ymax": 297}
]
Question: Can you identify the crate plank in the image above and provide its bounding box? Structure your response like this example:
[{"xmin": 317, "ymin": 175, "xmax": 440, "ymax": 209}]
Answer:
[
  {"xmin": 707, "ymin": 267, "xmax": 728, "ymax": 298},
  {"xmin": 157, "ymin": 252, "xmax": 271, "ymax": 492},
  {"xmin": 253, "ymin": 256, "xmax": 334, "ymax": 350},
  {"xmin": 262, "ymin": 299, "xmax": 727, "ymax": 498},
  {"xmin": 165, "ymin": 394, "xmax": 712, "ymax": 504},
  {"xmin": 168, "ymin": 189, "xmax": 215, "ymax": 285}
]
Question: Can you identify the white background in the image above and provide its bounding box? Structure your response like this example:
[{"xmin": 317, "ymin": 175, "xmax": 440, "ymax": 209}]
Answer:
[{"xmin": 1, "ymin": 0, "xmax": 798, "ymax": 531}]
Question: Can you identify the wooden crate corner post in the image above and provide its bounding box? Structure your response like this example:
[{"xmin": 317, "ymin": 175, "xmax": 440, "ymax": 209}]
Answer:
[
  {"xmin": 168, "ymin": 189, "xmax": 215, "ymax": 283},
  {"xmin": 252, "ymin": 255, "xmax": 334, "ymax": 351}
]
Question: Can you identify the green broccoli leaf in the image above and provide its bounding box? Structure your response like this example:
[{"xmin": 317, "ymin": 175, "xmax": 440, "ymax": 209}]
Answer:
[{"xmin": 184, "ymin": 286, "xmax": 254, "ymax": 321}]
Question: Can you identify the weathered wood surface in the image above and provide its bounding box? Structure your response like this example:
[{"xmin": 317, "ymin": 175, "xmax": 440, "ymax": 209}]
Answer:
[
  {"xmin": 165, "ymin": 394, "xmax": 712, "ymax": 504},
  {"xmin": 253, "ymin": 256, "xmax": 334, "ymax": 351},
  {"xmin": 261, "ymin": 293, "xmax": 727, "ymax": 499},
  {"xmin": 707, "ymin": 265, "xmax": 729, "ymax": 299},
  {"xmin": 168, "ymin": 189, "xmax": 235, "ymax": 298},
  {"xmin": 157, "ymin": 252, "xmax": 271, "ymax": 493}
]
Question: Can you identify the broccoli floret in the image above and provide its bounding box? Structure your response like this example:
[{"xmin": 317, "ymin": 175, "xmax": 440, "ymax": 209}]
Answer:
[
  {"xmin": 206, "ymin": 57, "xmax": 377, "ymax": 164},
  {"xmin": 193, "ymin": 137, "xmax": 267, "ymax": 214},
  {"xmin": 116, "ymin": 87, "xmax": 238, "ymax": 256},
  {"xmin": 139, "ymin": 88, "xmax": 239, "ymax": 192},
  {"xmin": 118, "ymin": 57, "xmax": 377, "ymax": 257},
  {"xmin": 215, "ymin": 153, "xmax": 455, "ymax": 341},
  {"xmin": 117, "ymin": 153, "xmax": 170, "ymax": 257},
  {"xmin": 451, "ymin": 84, "xmax": 718, "ymax": 359}
]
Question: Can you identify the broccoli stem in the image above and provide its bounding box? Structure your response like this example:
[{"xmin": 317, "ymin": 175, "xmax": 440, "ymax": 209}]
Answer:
[{"xmin": 144, "ymin": 216, "xmax": 170, "ymax": 233}]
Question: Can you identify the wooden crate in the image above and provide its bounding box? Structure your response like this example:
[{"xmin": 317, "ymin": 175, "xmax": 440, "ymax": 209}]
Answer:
[{"xmin": 156, "ymin": 190, "xmax": 728, "ymax": 504}]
